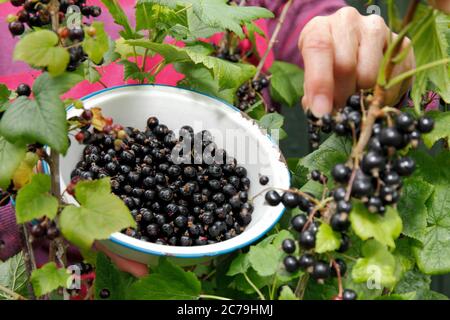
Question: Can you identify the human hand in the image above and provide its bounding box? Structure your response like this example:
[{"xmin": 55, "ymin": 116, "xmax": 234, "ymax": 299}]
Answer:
[
  {"xmin": 298, "ymin": 7, "xmax": 415, "ymax": 117},
  {"xmin": 95, "ymin": 241, "xmax": 149, "ymax": 278},
  {"xmin": 429, "ymin": 0, "xmax": 450, "ymax": 13}
]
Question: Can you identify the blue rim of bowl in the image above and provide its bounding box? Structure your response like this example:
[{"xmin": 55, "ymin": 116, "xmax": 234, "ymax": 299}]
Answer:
[{"xmin": 52, "ymin": 84, "xmax": 290, "ymax": 259}]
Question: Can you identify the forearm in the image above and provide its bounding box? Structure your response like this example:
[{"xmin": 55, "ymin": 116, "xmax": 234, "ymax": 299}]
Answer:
[{"xmin": 248, "ymin": 0, "xmax": 346, "ymax": 66}]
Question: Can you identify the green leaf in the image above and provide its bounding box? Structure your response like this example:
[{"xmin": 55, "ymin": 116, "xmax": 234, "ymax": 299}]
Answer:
[
  {"xmin": 232, "ymin": 268, "xmax": 271, "ymax": 295},
  {"xmin": 126, "ymin": 41, "xmax": 256, "ymax": 90},
  {"xmin": 83, "ymin": 22, "xmax": 110, "ymax": 64},
  {"xmin": 421, "ymin": 111, "xmax": 450, "ymax": 148},
  {"xmin": 299, "ymin": 134, "xmax": 352, "ymax": 178},
  {"xmin": 0, "ymin": 136, "xmax": 26, "ymax": 189},
  {"xmin": 269, "ymin": 61, "xmax": 304, "ymax": 107},
  {"xmin": 248, "ymin": 244, "xmax": 282, "ymax": 277},
  {"xmin": 227, "ymin": 253, "xmax": 250, "ymax": 276},
  {"xmin": 175, "ymin": 62, "xmax": 235, "ymax": 103},
  {"xmin": 140, "ymin": 0, "xmax": 274, "ymax": 38},
  {"xmin": 315, "ymin": 223, "xmax": 341, "ymax": 253},
  {"xmin": 59, "ymin": 178, "xmax": 136, "ymax": 250},
  {"xmin": 0, "ymin": 72, "xmax": 82, "ymax": 154},
  {"xmin": 13, "ymin": 30, "xmax": 69, "ymax": 76},
  {"xmin": 352, "ymin": 240, "xmax": 398, "ymax": 289},
  {"xmin": 136, "ymin": 1, "xmax": 155, "ymax": 31},
  {"xmin": 83, "ymin": 62, "xmax": 101, "ymax": 83},
  {"xmin": 0, "ymin": 84, "xmax": 11, "ymax": 113},
  {"xmin": 246, "ymin": 100, "xmax": 265, "ymax": 120},
  {"xmin": 413, "ymin": 184, "xmax": 450, "ymax": 274},
  {"xmin": 118, "ymin": 60, "xmax": 153, "ymax": 82},
  {"xmin": 0, "ymin": 252, "xmax": 28, "ymax": 300},
  {"xmin": 393, "ymin": 237, "xmax": 416, "ymax": 274},
  {"xmin": 410, "ymin": 6, "xmax": 450, "ymax": 108},
  {"xmin": 397, "ymin": 178, "xmax": 434, "ymax": 241},
  {"xmin": 31, "ymin": 262, "xmax": 70, "ymax": 297},
  {"xmin": 278, "ymin": 286, "xmax": 298, "ymax": 300},
  {"xmin": 94, "ymin": 253, "xmax": 136, "ymax": 300},
  {"xmin": 15, "ymin": 174, "xmax": 58, "ymax": 224},
  {"xmin": 100, "ymin": 0, "xmax": 136, "ymax": 39},
  {"xmin": 127, "ymin": 258, "xmax": 201, "ymax": 300},
  {"xmin": 258, "ymin": 113, "xmax": 287, "ymax": 140},
  {"xmin": 350, "ymin": 201, "xmax": 402, "ymax": 248},
  {"xmin": 375, "ymin": 292, "xmax": 416, "ymax": 300},
  {"xmin": 410, "ymin": 149, "xmax": 450, "ymax": 184}
]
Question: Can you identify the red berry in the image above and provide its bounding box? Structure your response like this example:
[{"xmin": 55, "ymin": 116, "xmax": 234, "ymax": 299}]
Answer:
[
  {"xmin": 75, "ymin": 131, "xmax": 85, "ymax": 143},
  {"xmin": 104, "ymin": 117, "xmax": 113, "ymax": 126},
  {"xmin": 81, "ymin": 109, "xmax": 93, "ymax": 120}
]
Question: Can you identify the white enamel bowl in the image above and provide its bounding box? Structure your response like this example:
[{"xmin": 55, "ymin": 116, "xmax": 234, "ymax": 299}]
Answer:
[{"xmin": 58, "ymin": 85, "xmax": 290, "ymax": 265}]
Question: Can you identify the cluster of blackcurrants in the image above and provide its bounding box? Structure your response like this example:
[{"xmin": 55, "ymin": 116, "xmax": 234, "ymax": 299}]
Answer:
[
  {"xmin": 8, "ymin": 0, "xmax": 101, "ymax": 36},
  {"xmin": 71, "ymin": 116, "xmax": 254, "ymax": 247},
  {"xmin": 213, "ymin": 44, "xmax": 243, "ymax": 63},
  {"xmin": 264, "ymin": 189, "xmax": 356, "ymax": 299},
  {"xmin": 236, "ymin": 76, "xmax": 270, "ymax": 111},
  {"xmin": 29, "ymin": 218, "xmax": 60, "ymax": 240}
]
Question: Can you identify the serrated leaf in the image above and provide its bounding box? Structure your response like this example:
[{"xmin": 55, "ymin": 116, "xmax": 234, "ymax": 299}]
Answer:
[
  {"xmin": 118, "ymin": 60, "xmax": 153, "ymax": 82},
  {"xmin": 232, "ymin": 268, "xmax": 271, "ymax": 295},
  {"xmin": 410, "ymin": 149, "xmax": 450, "ymax": 184},
  {"xmin": 352, "ymin": 240, "xmax": 398, "ymax": 289},
  {"xmin": 127, "ymin": 258, "xmax": 200, "ymax": 300},
  {"xmin": 0, "ymin": 84, "xmax": 11, "ymax": 113},
  {"xmin": 59, "ymin": 178, "xmax": 135, "ymax": 250},
  {"xmin": 375, "ymin": 292, "xmax": 416, "ymax": 300},
  {"xmin": 15, "ymin": 174, "xmax": 58, "ymax": 224},
  {"xmin": 0, "ymin": 252, "xmax": 28, "ymax": 300},
  {"xmin": 413, "ymin": 184, "xmax": 450, "ymax": 275},
  {"xmin": 410, "ymin": 6, "xmax": 450, "ymax": 108},
  {"xmin": 227, "ymin": 253, "xmax": 250, "ymax": 276},
  {"xmin": 258, "ymin": 113, "xmax": 287, "ymax": 140},
  {"xmin": 83, "ymin": 22, "xmax": 110, "ymax": 64},
  {"xmin": 0, "ymin": 72, "xmax": 82, "ymax": 155},
  {"xmin": 421, "ymin": 111, "xmax": 450, "ymax": 148},
  {"xmin": 393, "ymin": 237, "xmax": 416, "ymax": 274},
  {"xmin": 398, "ymin": 178, "xmax": 434, "ymax": 241},
  {"xmin": 0, "ymin": 136, "xmax": 26, "ymax": 189},
  {"xmin": 269, "ymin": 61, "xmax": 304, "ymax": 107},
  {"xmin": 315, "ymin": 223, "xmax": 341, "ymax": 253},
  {"xmin": 246, "ymin": 100, "xmax": 265, "ymax": 120},
  {"xmin": 31, "ymin": 262, "xmax": 70, "ymax": 297},
  {"xmin": 126, "ymin": 41, "xmax": 256, "ymax": 90},
  {"xmin": 83, "ymin": 62, "xmax": 101, "ymax": 83},
  {"xmin": 140, "ymin": 0, "xmax": 274, "ymax": 38},
  {"xmin": 248, "ymin": 244, "xmax": 282, "ymax": 277},
  {"xmin": 278, "ymin": 286, "xmax": 298, "ymax": 300},
  {"xmin": 94, "ymin": 253, "xmax": 136, "ymax": 300},
  {"xmin": 299, "ymin": 134, "xmax": 352, "ymax": 178},
  {"xmin": 350, "ymin": 201, "xmax": 402, "ymax": 248},
  {"xmin": 100, "ymin": 0, "xmax": 137, "ymax": 39},
  {"xmin": 13, "ymin": 30, "xmax": 69, "ymax": 76}
]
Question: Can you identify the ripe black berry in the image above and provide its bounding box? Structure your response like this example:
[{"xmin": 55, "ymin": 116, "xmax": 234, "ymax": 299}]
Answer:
[
  {"xmin": 281, "ymin": 239, "xmax": 296, "ymax": 254},
  {"xmin": 332, "ymin": 164, "xmax": 351, "ymax": 183},
  {"xmin": 311, "ymin": 261, "xmax": 330, "ymax": 280},
  {"xmin": 90, "ymin": 6, "xmax": 102, "ymax": 17},
  {"xmin": 394, "ymin": 157, "xmax": 415, "ymax": 176},
  {"xmin": 259, "ymin": 175, "xmax": 269, "ymax": 185},
  {"xmin": 265, "ymin": 190, "xmax": 281, "ymax": 206},
  {"xmin": 332, "ymin": 187, "xmax": 346, "ymax": 201},
  {"xmin": 298, "ymin": 253, "xmax": 315, "ymax": 270},
  {"xmin": 291, "ymin": 214, "xmax": 307, "ymax": 232},
  {"xmin": 336, "ymin": 200, "xmax": 352, "ymax": 213},
  {"xmin": 351, "ymin": 171, "xmax": 373, "ymax": 198},
  {"xmin": 337, "ymin": 233, "xmax": 350, "ymax": 253},
  {"xmin": 11, "ymin": 0, "xmax": 25, "ymax": 7},
  {"xmin": 16, "ymin": 83, "xmax": 31, "ymax": 97},
  {"xmin": 283, "ymin": 256, "xmax": 299, "ymax": 273},
  {"xmin": 311, "ymin": 170, "xmax": 321, "ymax": 181},
  {"xmin": 9, "ymin": 21, "xmax": 25, "ymax": 36},
  {"xmin": 379, "ymin": 127, "xmax": 403, "ymax": 148},
  {"xmin": 281, "ymin": 191, "xmax": 298, "ymax": 208},
  {"xmin": 395, "ymin": 112, "xmax": 415, "ymax": 133},
  {"xmin": 99, "ymin": 288, "xmax": 110, "ymax": 299},
  {"xmin": 299, "ymin": 230, "xmax": 316, "ymax": 249},
  {"xmin": 361, "ymin": 151, "xmax": 385, "ymax": 174},
  {"xmin": 342, "ymin": 289, "xmax": 357, "ymax": 300},
  {"xmin": 69, "ymin": 27, "xmax": 85, "ymax": 41},
  {"xmin": 330, "ymin": 212, "xmax": 349, "ymax": 232},
  {"xmin": 382, "ymin": 171, "xmax": 400, "ymax": 186},
  {"xmin": 417, "ymin": 116, "xmax": 434, "ymax": 133},
  {"xmin": 366, "ymin": 196, "xmax": 383, "ymax": 213}
]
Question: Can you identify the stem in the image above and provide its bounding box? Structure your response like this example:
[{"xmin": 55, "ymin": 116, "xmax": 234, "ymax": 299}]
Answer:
[
  {"xmin": 0, "ymin": 284, "xmax": 27, "ymax": 300},
  {"xmin": 295, "ymin": 273, "xmax": 309, "ymax": 299},
  {"xmin": 330, "ymin": 258, "xmax": 343, "ymax": 298},
  {"xmin": 49, "ymin": 151, "xmax": 61, "ymax": 199},
  {"xmin": 48, "ymin": 0, "xmax": 60, "ymax": 32},
  {"xmin": 98, "ymin": 80, "xmax": 108, "ymax": 89},
  {"xmin": 253, "ymin": 0, "xmax": 292, "ymax": 80},
  {"xmin": 244, "ymin": 272, "xmax": 266, "ymax": 300},
  {"xmin": 199, "ymin": 294, "xmax": 232, "ymax": 301},
  {"xmin": 18, "ymin": 226, "xmax": 36, "ymax": 300},
  {"xmin": 386, "ymin": 58, "xmax": 450, "ymax": 89}
]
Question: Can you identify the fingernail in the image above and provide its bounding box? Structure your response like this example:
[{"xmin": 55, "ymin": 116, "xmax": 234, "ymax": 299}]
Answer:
[{"xmin": 311, "ymin": 94, "xmax": 331, "ymax": 118}]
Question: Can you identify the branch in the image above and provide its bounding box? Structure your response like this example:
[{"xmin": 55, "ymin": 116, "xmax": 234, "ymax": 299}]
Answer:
[
  {"xmin": 253, "ymin": 0, "xmax": 292, "ymax": 80},
  {"xmin": 18, "ymin": 226, "xmax": 36, "ymax": 300},
  {"xmin": 295, "ymin": 273, "xmax": 309, "ymax": 299}
]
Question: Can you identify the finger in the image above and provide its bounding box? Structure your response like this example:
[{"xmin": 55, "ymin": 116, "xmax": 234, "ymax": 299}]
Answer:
[
  {"xmin": 384, "ymin": 36, "xmax": 415, "ymax": 105},
  {"xmin": 428, "ymin": 0, "xmax": 450, "ymax": 13},
  {"xmin": 299, "ymin": 17, "xmax": 334, "ymax": 117},
  {"xmin": 330, "ymin": 7, "xmax": 360, "ymax": 108},
  {"xmin": 356, "ymin": 14, "xmax": 389, "ymax": 90},
  {"xmin": 95, "ymin": 242, "xmax": 149, "ymax": 278}
]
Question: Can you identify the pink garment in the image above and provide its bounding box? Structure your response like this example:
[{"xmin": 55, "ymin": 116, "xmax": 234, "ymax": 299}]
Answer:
[{"xmin": 0, "ymin": 0, "xmax": 344, "ymax": 262}]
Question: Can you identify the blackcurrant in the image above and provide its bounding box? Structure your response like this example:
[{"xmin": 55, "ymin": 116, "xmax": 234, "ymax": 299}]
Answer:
[
  {"xmin": 336, "ymin": 200, "xmax": 352, "ymax": 213},
  {"xmin": 330, "ymin": 212, "xmax": 350, "ymax": 232},
  {"xmin": 332, "ymin": 164, "xmax": 351, "ymax": 183},
  {"xmin": 259, "ymin": 175, "xmax": 269, "ymax": 185},
  {"xmin": 332, "ymin": 187, "xmax": 347, "ymax": 202},
  {"xmin": 311, "ymin": 170, "xmax": 321, "ymax": 181},
  {"xmin": 16, "ymin": 83, "xmax": 31, "ymax": 97},
  {"xmin": 361, "ymin": 151, "xmax": 385, "ymax": 174},
  {"xmin": 291, "ymin": 214, "xmax": 307, "ymax": 232},
  {"xmin": 283, "ymin": 256, "xmax": 299, "ymax": 273},
  {"xmin": 299, "ymin": 230, "xmax": 316, "ymax": 249},
  {"xmin": 379, "ymin": 127, "xmax": 403, "ymax": 148},
  {"xmin": 342, "ymin": 289, "xmax": 357, "ymax": 300},
  {"xmin": 337, "ymin": 233, "xmax": 350, "ymax": 253},
  {"xmin": 281, "ymin": 191, "xmax": 298, "ymax": 208},
  {"xmin": 394, "ymin": 157, "xmax": 415, "ymax": 176},
  {"xmin": 331, "ymin": 258, "xmax": 347, "ymax": 277},
  {"xmin": 395, "ymin": 112, "xmax": 415, "ymax": 133},
  {"xmin": 99, "ymin": 288, "xmax": 110, "ymax": 299},
  {"xmin": 265, "ymin": 190, "xmax": 281, "ymax": 206},
  {"xmin": 298, "ymin": 253, "xmax": 315, "ymax": 270},
  {"xmin": 311, "ymin": 261, "xmax": 330, "ymax": 280},
  {"xmin": 366, "ymin": 196, "xmax": 383, "ymax": 213},
  {"xmin": 417, "ymin": 116, "xmax": 434, "ymax": 133},
  {"xmin": 281, "ymin": 238, "xmax": 296, "ymax": 254},
  {"xmin": 69, "ymin": 27, "xmax": 85, "ymax": 41}
]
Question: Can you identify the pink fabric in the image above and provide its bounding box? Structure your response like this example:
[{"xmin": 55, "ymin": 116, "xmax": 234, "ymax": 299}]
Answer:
[{"xmin": 0, "ymin": 0, "xmax": 344, "ymax": 262}]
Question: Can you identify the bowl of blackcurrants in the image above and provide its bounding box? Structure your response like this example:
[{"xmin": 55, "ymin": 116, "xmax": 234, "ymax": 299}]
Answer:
[{"xmin": 59, "ymin": 85, "xmax": 290, "ymax": 265}]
